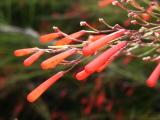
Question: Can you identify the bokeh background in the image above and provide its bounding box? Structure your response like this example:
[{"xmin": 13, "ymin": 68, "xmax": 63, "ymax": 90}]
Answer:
[{"xmin": 0, "ymin": 0, "xmax": 160, "ymax": 120}]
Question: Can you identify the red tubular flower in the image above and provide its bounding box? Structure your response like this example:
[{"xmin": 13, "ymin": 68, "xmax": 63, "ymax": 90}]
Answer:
[
  {"xmin": 14, "ymin": 47, "xmax": 38, "ymax": 57},
  {"xmin": 106, "ymin": 101, "xmax": 113, "ymax": 112},
  {"xmin": 123, "ymin": 18, "xmax": 131, "ymax": 27},
  {"xmin": 27, "ymin": 71, "xmax": 64, "ymax": 103},
  {"xmin": 23, "ymin": 50, "xmax": 45, "ymax": 67},
  {"xmin": 96, "ymin": 52, "xmax": 119, "ymax": 72},
  {"xmin": 95, "ymin": 77, "xmax": 103, "ymax": 91},
  {"xmin": 41, "ymin": 48, "xmax": 77, "ymax": 69},
  {"xmin": 96, "ymin": 59, "xmax": 112, "ymax": 73},
  {"xmin": 40, "ymin": 32, "xmax": 62, "ymax": 43},
  {"xmin": 85, "ymin": 41, "xmax": 128, "ymax": 73},
  {"xmin": 55, "ymin": 30, "xmax": 86, "ymax": 46},
  {"xmin": 123, "ymin": 56, "xmax": 133, "ymax": 65},
  {"xmin": 76, "ymin": 70, "xmax": 92, "ymax": 81},
  {"xmin": 82, "ymin": 29, "xmax": 126, "ymax": 56},
  {"xmin": 84, "ymin": 105, "xmax": 92, "ymax": 115},
  {"xmin": 96, "ymin": 91, "xmax": 106, "ymax": 111},
  {"xmin": 146, "ymin": 62, "xmax": 160, "ymax": 88}
]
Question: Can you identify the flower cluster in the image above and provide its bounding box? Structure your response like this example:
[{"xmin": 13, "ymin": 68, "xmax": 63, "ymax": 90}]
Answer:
[{"xmin": 14, "ymin": 0, "xmax": 160, "ymax": 103}]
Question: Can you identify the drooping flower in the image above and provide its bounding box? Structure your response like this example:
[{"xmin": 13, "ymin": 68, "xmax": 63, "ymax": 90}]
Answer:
[
  {"xmin": 96, "ymin": 52, "xmax": 119, "ymax": 72},
  {"xmin": 85, "ymin": 41, "xmax": 128, "ymax": 73},
  {"xmin": 76, "ymin": 70, "xmax": 92, "ymax": 80},
  {"xmin": 40, "ymin": 32, "xmax": 62, "ymax": 43},
  {"xmin": 23, "ymin": 50, "xmax": 45, "ymax": 67},
  {"xmin": 14, "ymin": 47, "xmax": 38, "ymax": 57},
  {"xmin": 82, "ymin": 29, "xmax": 126, "ymax": 56},
  {"xmin": 87, "ymin": 34, "xmax": 106, "ymax": 42},
  {"xmin": 146, "ymin": 62, "xmax": 160, "ymax": 88},
  {"xmin": 141, "ymin": 5, "xmax": 153, "ymax": 21},
  {"xmin": 123, "ymin": 18, "xmax": 131, "ymax": 27},
  {"xmin": 55, "ymin": 30, "xmax": 86, "ymax": 46},
  {"xmin": 141, "ymin": 13, "xmax": 151, "ymax": 21},
  {"xmin": 27, "ymin": 71, "xmax": 65, "ymax": 102},
  {"xmin": 41, "ymin": 48, "xmax": 77, "ymax": 69}
]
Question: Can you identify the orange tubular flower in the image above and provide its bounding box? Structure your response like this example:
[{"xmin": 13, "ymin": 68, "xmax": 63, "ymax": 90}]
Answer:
[
  {"xmin": 146, "ymin": 62, "xmax": 160, "ymax": 88},
  {"xmin": 87, "ymin": 34, "xmax": 106, "ymax": 42},
  {"xmin": 85, "ymin": 41, "xmax": 128, "ymax": 73},
  {"xmin": 23, "ymin": 50, "xmax": 45, "ymax": 67},
  {"xmin": 98, "ymin": 0, "xmax": 114, "ymax": 8},
  {"xmin": 141, "ymin": 6, "xmax": 153, "ymax": 21},
  {"xmin": 14, "ymin": 47, "xmax": 38, "ymax": 57},
  {"xmin": 27, "ymin": 71, "xmax": 65, "ymax": 103},
  {"xmin": 40, "ymin": 32, "xmax": 62, "ymax": 43},
  {"xmin": 55, "ymin": 30, "xmax": 86, "ymax": 46},
  {"xmin": 76, "ymin": 70, "xmax": 92, "ymax": 81},
  {"xmin": 82, "ymin": 29, "xmax": 126, "ymax": 56},
  {"xmin": 141, "ymin": 13, "xmax": 150, "ymax": 21},
  {"xmin": 41, "ymin": 48, "xmax": 77, "ymax": 69}
]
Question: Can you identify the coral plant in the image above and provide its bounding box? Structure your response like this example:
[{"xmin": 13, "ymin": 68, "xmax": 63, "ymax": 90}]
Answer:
[{"xmin": 14, "ymin": 0, "xmax": 160, "ymax": 103}]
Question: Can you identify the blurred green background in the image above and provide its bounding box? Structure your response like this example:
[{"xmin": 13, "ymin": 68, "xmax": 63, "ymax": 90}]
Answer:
[{"xmin": 0, "ymin": 0, "xmax": 160, "ymax": 120}]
